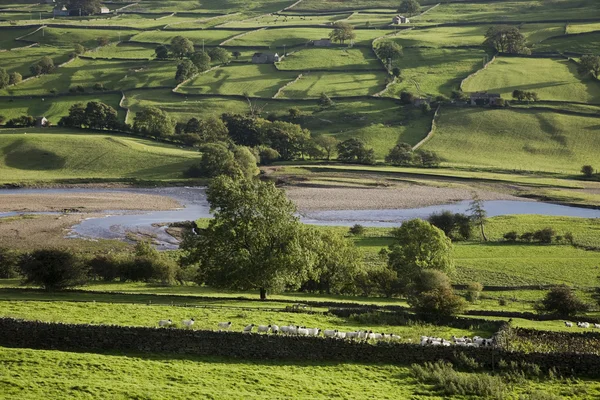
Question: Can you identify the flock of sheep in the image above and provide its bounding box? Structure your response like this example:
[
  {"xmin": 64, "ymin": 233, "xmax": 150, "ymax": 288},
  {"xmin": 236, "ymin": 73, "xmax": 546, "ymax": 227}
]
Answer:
[
  {"xmin": 420, "ymin": 335, "xmax": 495, "ymax": 347},
  {"xmin": 564, "ymin": 321, "xmax": 600, "ymax": 328}
]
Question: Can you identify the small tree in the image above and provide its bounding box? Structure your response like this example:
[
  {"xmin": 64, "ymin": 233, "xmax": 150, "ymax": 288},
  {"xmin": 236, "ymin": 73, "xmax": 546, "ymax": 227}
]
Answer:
[
  {"xmin": 535, "ymin": 285, "xmax": 589, "ymax": 317},
  {"xmin": 385, "ymin": 143, "xmax": 414, "ymax": 166},
  {"xmin": 232, "ymin": 51, "xmax": 242, "ymax": 60},
  {"xmin": 0, "ymin": 68, "xmax": 8, "ymax": 89},
  {"xmin": 468, "ymin": 195, "xmax": 488, "ymax": 242},
  {"xmin": 484, "ymin": 26, "xmax": 530, "ymax": 54},
  {"xmin": 29, "ymin": 56, "xmax": 55, "ymax": 76},
  {"xmin": 19, "ymin": 249, "xmax": 89, "ymax": 290},
  {"xmin": 398, "ymin": 0, "xmax": 420, "ymax": 15},
  {"xmin": 190, "ymin": 51, "xmax": 211, "ymax": 72},
  {"xmin": 337, "ymin": 138, "xmax": 375, "ymax": 165},
  {"xmin": 208, "ymin": 47, "xmax": 231, "ymax": 65},
  {"xmin": 375, "ymin": 41, "xmax": 403, "ymax": 61},
  {"xmin": 8, "ymin": 72, "xmax": 22, "ymax": 85},
  {"xmin": 67, "ymin": 0, "xmax": 101, "ymax": 15},
  {"xmin": 98, "ymin": 36, "xmax": 110, "ymax": 47},
  {"xmin": 133, "ymin": 107, "xmax": 175, "ymax": 137},
  {"xmin": 155, "ymin": 45, "xmax": 169, "ymax": 59},
  {"xmin": 313, "ymin": 135, "xmax": 339, "ymax": 160},
  {"xmin": 465, "ymin": 281, "xmax": 484, "ymax": 303},
  {"xmin": 577, "ymin": 55, "xmax": 600, "ymax": 79},
  {"xmin": 407, "ymin": 270, "xmax": 465, "ymax": 316},
  {"xmin": 348, "ymin": 224, "xmax": 366, "ymax": 236},
  {"xmin": 503, "ymin": 231, "xmax": 518, "ymax": 242},
  {"xmin": 175, "ymin": 59, "xmax": 198, "ymax": 83},
  {"xmin": 0, "ymin": 248, "xmax": 18, "ymax": 279},
  {"xmin": 288, "ymin": 107, "xmax": 301, "ymax": 120},
  {"xmin": 581, "ymin": 165, "xmax": 594, "ymax": 178},
  {"xmin": 416, "ymin": 150, "xmax": 441, "ymax": 167},
  {"xmin": 318, "ymin": 92, "xmax": 334, "ymax": 107},
  {"xmin": 73, "ymin": 44, "xmax": 85, "ymax": 55},
  {"xmin": 533, "ymin": 227, "xmax": 555, "ymax": 244},
  {"xmin": 399, "ymin": 90, "xmax": 415, "ymax": 105},
  {"xmin": 170, "ymin": 36, "xmax": 194, "ymax": 59},
  {"xmin": 329, "ymin": 21, "xmax": 356, "ymax": 44}
]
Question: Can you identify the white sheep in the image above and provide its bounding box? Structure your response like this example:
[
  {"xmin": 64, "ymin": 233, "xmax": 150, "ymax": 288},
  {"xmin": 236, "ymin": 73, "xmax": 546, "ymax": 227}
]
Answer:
[
  {"xmin": 158, "ymin": 319, "xmax": 172, "ymax": 327},
  {"xmin": 357, "ymin": 330, "xmax": 367, "ymax": 340},
  {"xmin": 218, "ymin": 321, "xmax": 232, "ymax": 331},
  {"xmin": 564, "ymin": 321, "xmax": 573, "ymax": 327},
  {"xmin": 243, "ymin": 324, "xmax": 255, "ymax": 333},
  {"xmin": 307, "ymin": 328, "xmax": 320, "ymax": 336},
  {"xmin": 271, "ymin": 324, "xmax": 279, "ymax": 334},
  {"xmin": 257, "ymin": 325, "xmax": 271, "ymax": 334},
  {"xmin": 595, "ymin": 324, "xmax": 600, "ymax": 329},
  {"xmin": 182, "ymin": 318, "xmax": 195, "ymax": 328},
  {"xmin": 346, "ymin": 331, "xmax": 358, "ymax": 340},
  {"xmin": 297, "ymin": 327, "xmax": 309, "ymax": 336},
  {"xmin": 323, "ymin": 329, "xmax": 338, "ymax": 338},
  {"xmin": 336, "ymin": 331, "xmax": 347, "ymax": 339},
  {"xmin": 280, "ymin": 325, "xmax": 290, "ymax": 335},
  {"xmin": 287, "ymin": 325, "xmax": 299, "ymax": 335}
]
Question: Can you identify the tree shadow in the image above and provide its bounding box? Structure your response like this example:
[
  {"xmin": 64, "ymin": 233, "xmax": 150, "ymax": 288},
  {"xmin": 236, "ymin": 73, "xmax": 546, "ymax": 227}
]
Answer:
[{"xmin": 3, "ymin": 139, "xmax": 66, "ymax": 170}]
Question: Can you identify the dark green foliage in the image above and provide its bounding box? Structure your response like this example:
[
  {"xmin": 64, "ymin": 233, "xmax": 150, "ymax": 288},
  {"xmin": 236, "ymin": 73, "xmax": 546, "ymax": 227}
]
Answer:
[
  {"xmin": 8, "ymin": 72, "xmax": 22, "ymax": 85},
  {"xmin": 29, "ymin": 56, "xmax": 55, "ymax": 76},
  {"xmin": 208, "ymin": 47, "xmax": 231, "ymax": 65},
  {"xmin": 385, "ymin": 142, "xmax": 413, "ymax": 165},
  {"xmin": 155, "ymin": 45, "xmax": 169, "ymax": 60},
  {"xmin": 348, "ymin": 224, "xmax": 365, "ymax": 236},
  {"xmin": 0, "ymin": 248, "xmax": 19, "ymax": 279},
  {"xmin": 375, "ymin": 41, "xmax": 403, "ymax": 61},
  {"xmin": 337, "ymin": 138, "xmax": 375, "ymax": 165},
  {"xmin": 19, "ymin": 249, "xmax": 89, "ymax": 290},
  {"xmin": 255, "ymin": 145, "xmax": 280, "ymax": 165},
  {"xmin": 190, "ymin": 51, "xmax": 211, "ymax": 72},
  {"xmin": 288, "ymin": 107, "xmax": 301, "ymax": 120},
  {"xmin": 503, "ymin": 231, "xmax": 518, "ymax": 242},
  {"xmin": 535, "ymin": 285, "xmax": 589, "ymax": 316},
  {"xmin": 578, "ymin": 55, "xmax": 600, "ymax": 79},
  {"xmin": 533, "ymin": 227, "xmax": 555, "ymax": 244},
  {"xmin": 318, "ymin": 92, "xmax": 334, "ymax": 108},
  {"xmin": 399, "ymin": 91, "xmax": 415, "ymax": 104},
  {"xmin": 67, "ymin": 0, "xmax": 101, "ymax": 15},
  {"xmin": 133, "ymin": 106, "xmax": 175, "ymax": 137},
  {"xmin": 93, "ymin": 82, "xmax": 104, "ymax": 91},
  {"xmin": 221, "ymin": 113, "xmax": 263, "ymax": 147},
  {"xmin": 178, "ymin": 116, "xmax": 229, "ymax": 146},
  {"xmin": 407, "ymin": 270, "xmax": 466, "ymax": 316},
  {"xmin": 398, "ymin": 0, "xmax": 420, "ymax": 15},
  {"xmin": 581, "ymin": 165, "xmax": 594, "ymax": 178},
  {"xmin": 175, "ymin": 59, "xmax": 198, "ymax": 83},
  {"xmin": 313, "ymin": 135, "xmax": 339, "ymax": 160},
  {"xmin": 87, "ymin": 253, "xmax": 122, "ymax": 282},
  {"xmin": 73, "ymin": 44, "xmax": 85, "ymax": 55},
  {"xmin": 428, "ymin": 211, "xmax": 472, "ymax": 241},
  {"xmin": 512, "ymin": 90, "xmax": 539, "ymax": 102},
  {"xmin": 262, "ymin": 120, "xmax": 310, "ymax": 160},
  {"xmin": 0, "ymin": 68, "xmax": 9, "ymax": 89},
  {"xmin": 170, "ymin": 36, "xmax": 194, "ymax": 59},
  {"xmin": 58, "ymin": 101, "xmax": 120, "ymax": 130},
  {"xmin": 329, "ymin": 21, "xmax": 356, "ymax": 44},
  {"xmin": 5, "ymin": 115, "xmax": 35, "ymax": 127},
  {"xmin": 465, "ymin": 281, "xmax": 483, "ymax": 302},
  {"xmin": 185, "ymin": 142, "xmax": 258, "ymax": 179},
  {"xmin": 484, "ymin": 26, "xmax": 530, "ymax": 54}
]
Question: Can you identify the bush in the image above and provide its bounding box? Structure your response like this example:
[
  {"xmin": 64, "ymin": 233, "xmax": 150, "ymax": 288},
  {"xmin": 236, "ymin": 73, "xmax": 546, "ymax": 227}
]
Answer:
[
  {"xmin": 93, "ymin": 82, "xmax": 104, "ymax": 91},
  {"xmin": 87, "ymin": 253, "xmax": 123, "ymax": 282},
  {"xmin": 503, "ymin": 231, "xmax": 518, "ymax": 242},
  {"xmin": 428, "ymin": 211, "xmax": 471, "ymax": 241},
  {"xmin": 0, "ymin": 248, "xmax": 19, "ymax": 279},
  {"xmin": 5, "ymin": 115, "xmax": 35, "ymax": 127},
  {"xmin": 533, "ymin": 227, "xmax": 555, "ymax": 244},
  {"xmin": 407, "ymin": 270, "xmax": 466, "ymax": 316},
  {"xmin": 581, "ymin": 165, "xmax": 594, "ymax": 178},
  {"xmin": 520, "ymin": 232, "xmax": 534, "ymax": 242},
  {"xmin": 19, "ymin": 249, "xmax": 89, "ymax": 290},
  {"xmin": 465, "ymin": 281, "xmax": 483, "ymax": 303},
  {"xmin": 535, "ymin": 285, "xmax": 589, "ymax": 317},
  {"xmin": 348, "ymin": 224, "xmax": 365, "ymax": 236}
]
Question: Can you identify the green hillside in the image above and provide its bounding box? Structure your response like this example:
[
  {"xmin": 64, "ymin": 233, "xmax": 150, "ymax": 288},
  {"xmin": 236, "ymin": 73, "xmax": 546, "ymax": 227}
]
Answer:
[
  {"xmin": 0, "ymin": 129, "xmax": 200, "ymax": 184},
  {"xmin": 423, "ymin": 108, "xmax": 600, "ymax": 174}
]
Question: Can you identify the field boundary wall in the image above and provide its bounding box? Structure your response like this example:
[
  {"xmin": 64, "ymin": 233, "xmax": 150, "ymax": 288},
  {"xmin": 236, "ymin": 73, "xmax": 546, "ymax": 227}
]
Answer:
[
  {"xmin": 459, "ymin": 52, "xmax": 497, "ymax": 91},
  {"xmin": 412, "ymin": 104, "xmax": 440, "ymax": 150}
]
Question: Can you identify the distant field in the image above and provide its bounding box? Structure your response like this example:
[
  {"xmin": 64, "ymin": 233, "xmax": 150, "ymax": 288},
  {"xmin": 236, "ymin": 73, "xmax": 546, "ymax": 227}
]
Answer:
[
  {"xmin": 0, "ymin": 94, "xmax": 125, "ymax": 124},
  {"xmin": 125, "ymin": 0, "xmax": 292, "ymax": 13},
  {"xmin": 0, "ymin": 26, "xmax": 35, "ymax": 49},
  {"xmin": 178, "ymin": 64, "xmax": 297, "ymax": 97},
  {"xmin": 279, "ymin": 71, "xmax": 387, "ymax": 98},
  {"xmin": 567, "ymin": 22, "xmax": 600, "ymax": 34},
  {"xmin": 277, "ymin": 47, "xmax": 382, "ymax": 71},
  {"xmin": 423, "ymin": 108, "xmax": 600, "ymax": 174},
  {"xmin": 48, "ymin": 13, "xmax": 174, "ymax": 29},
  {"xmin": 0, "ymin": 45, "xmax": 70, "ymax": 77},
  {"xmin": 85, "ymin": 42, "xmax": 157, "ymax": 60},
  {"xmin": 347, "ymin": 12, "xmax": 398, "ymax": 26},
  {"xmin": 225, "ymin": 27, "xmax": 389, "ymax": 48},
  {"xmin": 536, "ymin": 32, "xmax": 600, "ymax": 54},
  {"xmin": 291, "ymin": 0, "xmax": 397, "ymax": 11},
  {"xmin": 0, "ymin": 129, "xmax": 200, "ymax": 184},
  {"xmin": 462, "ymin": 57, "xmax": 600, "ymax": 103},
  {"xmin": 221, "ymin": 13, "xmax": 348, "ymax": 28},
  {"xmin": 129, "ymin": 29, "xmax": 242, "ymax": 46},
  {"xmin": 24, "ymin": 27, "xmax": 138, "ymax": 48},
  {"xmin": 0, "ymin": 58, "xmax": 177, "ymax": 96},
  {"xmin": 166, "ymin": 14, "xmax": 238, "ymax": 29},
  {"xmin": 387, "ymin": 48, "xmax": 487, "ymax": 98}
]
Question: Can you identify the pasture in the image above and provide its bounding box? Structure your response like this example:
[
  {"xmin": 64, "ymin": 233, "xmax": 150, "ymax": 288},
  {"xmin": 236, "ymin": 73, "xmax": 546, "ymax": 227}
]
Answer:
[
  {"xmin": 84, "ymin": 42, "xmax": 157, "ymax": 60},
  {"xmin": 567, "ymin": 22, "xmax": 600, "ymax": 34},
  {"xmin": 279, "ymin": 71, "xmax": 387, "ymax": 98},
  {"xmin": 220, "ymin": 13, "xmax": 349, "ymax": 28},
  {"xmin": 0, "ymin": 129, "xmax": 200, "ymax": 184},
  {"xmin": 422, "ymin": 108, "xmax": 600, "ymax": 174},
  {"xmin": 277, "ymin": 47, "xmax": 382, "ymax": 71},
  {"xmin": 0, "ymin": 58, "xmax": 177, "ymax": 96},
  {"xmin": 0, "ymin": 26, "xmax": 36, "ymax": 49},
  {"xmin": 178, "ymin": 64, "xmax": 298, "ymax": 97},
  {"xmin": 462, "ymin": 57, "xmax": 600, "ymax": 103},
  {"xmin": 535, "ymin": 32, "xmax": 600, "ymax": 55},
  {"xmin": 0, "ymin": 45, "xmax": 71, "ymax": 77},
  {"xmin": 24, "ymin": 27, "xmax": 138, "ymax": 48},
  {"xmin": 129, "ymin": 29, "xmax": 242, "ymax": 46}
]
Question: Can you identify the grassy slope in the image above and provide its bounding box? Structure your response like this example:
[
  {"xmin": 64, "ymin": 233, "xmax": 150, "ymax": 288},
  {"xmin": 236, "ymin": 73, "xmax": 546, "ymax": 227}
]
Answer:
[
  {"xmin": 462, "ymin": 57, "xmax": 600, "ymax": 103},
  {"xmin": 536, "ymin": 32, "xmax": 600, "ymax": 54},
  {"xmin": 276, "ymin": 47, "xmax": 382, "ymax": 71},
  {"xmin": 279, "ymin": 71, "xmax": 388, "ymax": 98},
  {"xmin": 25, "ymin": 27, "xmax": 139, "ymax": 48},
  {"xmin": 0, "ymin": 128, "xmax": 200, "ymax": 184},
  {"xmin": 423, "ymin": 108, "xmax": 600, "ymax": 174},
  {"xmin": 130, "ymin": 29, "xmax": 243, "ymax": 46},
  {"xmin": 0, "ymin": 45, "xmax": 71, "ymax": 77},
  {"xmin": 84, "ymin": 42, "xmax": 157, "ymax": 60},
  {"xmin": 0, "ymin": 26, "xmax": 36, "ymax": 49},
  {"xmin": 225, "ymin": 27, "xmax": 388, "ymax": 47}
]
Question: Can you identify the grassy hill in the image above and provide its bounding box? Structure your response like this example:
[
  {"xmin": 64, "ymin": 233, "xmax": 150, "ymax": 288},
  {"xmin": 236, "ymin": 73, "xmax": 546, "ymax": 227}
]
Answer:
[
  {"xmin": 0, "ymin": 128, "xmax": 200, "ymax": 184},
  {"xmin": 423, "ymin": 107, "xmax": 600, "ymax": 174}
]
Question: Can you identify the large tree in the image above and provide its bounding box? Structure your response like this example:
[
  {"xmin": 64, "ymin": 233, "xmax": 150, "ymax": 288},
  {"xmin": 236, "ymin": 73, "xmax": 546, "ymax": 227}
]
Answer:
[
  {"xmin": 190, "ymin": 51, "xmax": 211, "ymax": 72},
  {"xmin": 337, "ymin": 138, "xmax": 375, "ymax": 165},
  {"xmin": 221, "ymin": 113, "xmax": 264, "ymax": 147},
  {"xmin": 170, "ymin": 36, "xmax": 195, "ymax": 59},
  {"xmin": 375, "ymin": 41, "xmax": 403, "ymax": 62},
  {"xmin": 483, "ymin": 26, "xmax": 530, "ymax": 54},
  {"xmin": 387, "ymin": 218, "xmax": 454, "ymax": 288},
  {"xmin": 313, "ymin": 135, "xmax": 339, "ymax": 160},
  {"xmin": 133, "ymin": 107, "xmax": 175, "ymax": 137},
  {"xmin": 468, "ymin": 195, "xmax": 488, "ymax": 242},
  {"xmin": 19, "ymin": 249, "xmax": 89, "ymax": 290},
  {"xmin": 181, "ymin": 176, "xmax": 317, "ymax": 300},
  {"xmin": 67, "ymin": 0, "xmax": 101, "ymax": 15},
  {"xmin": 577, "ymin": 55, "xmax": 600, "ymax": 79},
  {"xmin": 262, "ymin": 120, "xmax": 311, "ymax": 160},
  {"xmin": 175, "ymin": 59, "xmax": 198, "ymax": 83},
  {"xmin": 398, "ymin": 0, "xmax": 420, "ymax": 15},
  {"xmin": 329, "ymin": 22, "xmax": 356, "ymax": 44},
  {"xmin": 208, "ymin": 47, "xmax": 231, "ymax": 65}
]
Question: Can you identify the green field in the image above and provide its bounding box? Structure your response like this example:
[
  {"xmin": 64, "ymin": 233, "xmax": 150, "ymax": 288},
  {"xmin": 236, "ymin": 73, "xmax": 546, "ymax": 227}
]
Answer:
[
  {"xmin": 0, "ymin": 26, "xmax": 36, "ymax": 49},
  {"xmin": 178, "ymin": 64, "xmax": 297, "ymax": 97},
  {"xmin": 0, "ymin": 45, "xmax": 70, "ymax": 77},
  {"xmin": 423, "ymin": 108, "xmax": 600, "ymax": 174},
  {"xmin": 0, "ymin": 129, "xmax": 200, "ymax": 184},
  {"xmin": 130, "ymin": 29, "xmax": 243, "ymax": 46},
  {"xmin": 0, "ymin": 94, "xmax": 124, "ymax": 124},
  {"xmin": 24, "ymin": 27, "xmax": 139, "ymax": 48},
  {"xmin": 125, "ymin": 0, "xmax": 292, "ymax": 13},
  {"xmin": 535, "ymin": 32, "xmax": 600, "ymax": 54},
  {"xmin": 279, "ymin": 71, "xmax": 387, "ymax": 98},
  {"xmin": 0, "ymin": 58, "xmax": 177, "ymax": 96},
  {"xmin": 462, "ymin": 57, "xmax": 600, "ymax": 103},
  {"xmin": 221, "ymin": 13, "xmax": 349, "ymax": 28},
  {"xmin": 387, "ymin": 48, "xmax": 488, "ymax": 98},
  {"xmin": 567, "ymin": 22, "xmax": 600, "ymax": 34},
  {"xmin": 277, "ymin": 47, "xmax": 382, "ymax": 71},
  {"xmin": 84, "ymin": 42, "xmax": 157, "ymax": 60}
]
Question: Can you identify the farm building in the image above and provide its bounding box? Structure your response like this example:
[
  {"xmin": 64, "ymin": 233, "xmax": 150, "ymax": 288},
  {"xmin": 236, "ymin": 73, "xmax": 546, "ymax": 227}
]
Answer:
[
  {"xmin": 470, "ymin": 92, "xmax": 501, "ymax": 106},
  {"xmin": 393, "ymin": 15, "xmax": 410, "ymax": 24},
  {"xmin": 99, "ymin": 6, "xmax": 110, "ymax": 14},
  {"xmin": 252, "ymin": 53, "xmax": 280, "ymax": 64},
  {"xmin": 35, "ymin": 117, "xmax": 49, "ymax": 128},
  {"xmin": 53, "ymin": 5, "xmax": 69, "ymax": 16},
  {"xmin": 313, "ymin": 38, "xmax": 332, "ymax": 47}
]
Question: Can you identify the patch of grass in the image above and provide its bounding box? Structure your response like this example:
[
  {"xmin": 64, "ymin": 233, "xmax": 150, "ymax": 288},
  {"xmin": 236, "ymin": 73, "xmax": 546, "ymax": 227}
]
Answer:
[
  {"xmin": 221, "ymin": 13, "xmax": 349, "ymax": 28},
  {"xmin": 279, "ymin": 70, "xmax": 387, "ymax": 98},
  {"xmin": 0, "ymin": 58, "xmax": 177, "ymax": 96},
  {"xmin": 390, "ymin": 25, "xmax": 490, "ymax": 48},
  {"xmin": 277, "ymin": 47, "xmax": 382, "ymax": 71},
  {"xmin": 423, "ymin": 108, "xmax": 600, "ymax": 174},
  {"xmin": 130, "ymin": 29, "xmax": 242, "ymax": 46},
  {"xmin": 0, "ymin": 45, "xmax": 71, "ymax": 77},
  {"xmin": 0, "ymin": 26, "xmax": 36, "ymax": 49},
  {"xmin": 126, "ymin": 0, "xmax": 291, "ymax": 13},
  {"xmin": 462, "ymin": 57, "xmax": 600, "ymax": 103},
  {"xmin": 387, "ymin": 47, "xmax": 488, "ymax": 98},
  {"xmin": 24, "ymin": 27, "xmax": 138, "ymax": 48},
  {"xmin": 178, "ymin": 64, "xmax": 298, "ymax": 97},
  {"xmin": 567, "ymin": 22, "xmax": 600, "ymax": 34},
  {"xmin": 536, "ymin": 32, "xmax": 600, "ymax": 54},
  {"xmin": 0, "ymin": 128, "xmax": 200, "ymax": 184},
  {"xmin": 85, "ymin": 42, "xmax": 157, "ymax": 60}
]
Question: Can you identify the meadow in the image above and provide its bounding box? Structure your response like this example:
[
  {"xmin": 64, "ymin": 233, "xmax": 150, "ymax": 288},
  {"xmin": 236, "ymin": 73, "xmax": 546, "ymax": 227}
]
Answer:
[
  {"xmin": 0, "ymin": 44, "xmax": 71, "ymax": 77},
  {"xmin": 129, "ymin": 29, "xmax": 243, "ymax": 46},
  {"xmin": 23, "ymin": 27, "xmax": 138, "ymax": 48},
  {"xmin": 0, "ymin": 58, "xmax": 177, "ymax": 96},
  {"xmin": 0, "ymin": 26, "xmax": 36, "ymax": 49},
  {"xmin": 567, "ymin": 22, "xmax": 600, "ymax": 34},
  {"xmin": 279, "ymin": 70, "xmax": 388, "ymax": 98},
  {"xmin": 0, "ymin": 129, "xmax": 200, "ymax": 184},
  {"xmin": 276, "ymin": 47, "xmax": 383, "ymax": 71},
  {"xmin": 462, "ymin": 57, "xmax": 600, "ymax": 103},
  {"xmin": 422, "ymin": 107, "xmax": 600, "ymax": 174},
  {"xmin": 84, "ymin": 42, "xmax": 157, "ymax": 60},
  {"xmin": 535, "ymin": 32, "xmax": 600, "ymax": 55},
  {"xmin": 220, "ymin": 13, "xmax": 349, "ymax": 28}
]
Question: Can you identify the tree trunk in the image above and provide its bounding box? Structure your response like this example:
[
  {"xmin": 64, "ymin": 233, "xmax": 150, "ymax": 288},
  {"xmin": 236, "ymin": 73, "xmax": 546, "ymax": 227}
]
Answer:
[
  {"xmin": 480, "ymin": 223, "xmax": 488, "ymax": 242},
  {"xmin": 260, "ymin": 288, "xmax": 267, "ymax": 301}
]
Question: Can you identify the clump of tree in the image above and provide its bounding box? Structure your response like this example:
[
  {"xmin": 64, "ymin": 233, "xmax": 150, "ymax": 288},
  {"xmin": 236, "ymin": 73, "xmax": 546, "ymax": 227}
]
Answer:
[
  {"xmin": 29, "ymin": 56, "xmax": 55, "ymax": 76},
  {"xmin": 155, "ymin": 45, "xmax": 169, "ymax": 60},
  {"xmin": 174, "ymin": 116, "xmax": 229, "ymax": 146},
  {"xmin": 329, "ymin": 21, "xmax": 356, "ymax": 44},
  {"xmin": 133, "ymin": 106, "xmax": 175, "ymax": 137},
  {"xmin": 313, "ymin": 135, "xmax": 339, "ymax": 160},
  {"xmin": 483, "ymin": 26, "xmax": 530, "ymax": 55},
  {"xmin": 398, "ymin": 0, "xmax": 420, "ymax": 15},
  {"xmin": 190, "ymin": 50, "xmax": 211, "ymax": 72},
  {"xmin": 427, "ymin": 211, "xmax": 472, "ymax": 241},
  {"xmin": 337, "ymin": 138, "xmax": 375, "ymax": 165},
  {"xmin": 184, "ymin": 142, "xmax": 259, "ymax": 179},
  {"xmin": 348, "ymin": 224, "xmax": 366, "ymax": 236},
  {"xmin": 468, "ymin": 195, "xmax": 487, "ymax": 242},
  {"xmin": 577, "ymin": 55, "xmax": 600, "ymax": 79},
  {"xmin": 0, "ymin": 248, "xmax": 19, "ymax": 279},
  {"xmin": 375, "ymin": 41, "xmax": 403, "ymax": 63},
  {"xmin": 67, "ymin": 0, "xmax": 101, "ymax": 16},
  {"xmin": 19, "ymin": 249, "xmax": 89, "ymax": 290},
  {"xmin": 406, "ymin": 270, "xmax": 466, "ymax": 317},
  {"xmin": 465, "ymin": 281, "xmax": 484, "ymax": 303},
  {"xmin": 58, "ymin": 101, "xmax": 122, "ymax": 130},
  {"xmin": 535, "ymin": 285, "xmax": 589, "ymax": 317},
  {"xmin": 503, "ymin": 227, "xmax": 566, "ymax": 244},
  {"xmin": 9, "ymin": 71, "xmax": 22, "ymax": 85},
  {"xmin": 5, "ymin": 115, "xmax": 35, "ymax": 127},
  {"xmin": 208, "ymin": 47, "xmax": 231, "ymax": 65},
  {"xmin": 318, "ymin": 92, "xmax": 334, "ymax": 108},
  {"xmin": 512, "ymin": 89, "xmax": 539, "ymax": 102},
  {"xmin": 0, "ymin": 68, "xmax": 9, "ymax": 89},
  {"xmin": 175, "ymin": 59, "xmax": 198, "ymax": 83},
  {"xmin": 170, "ymin": 36, "xmax": 195, "ymax": 59},
  {"xmin": 385, "ymin": 143, "xmax": 441, "ymax": 167}
]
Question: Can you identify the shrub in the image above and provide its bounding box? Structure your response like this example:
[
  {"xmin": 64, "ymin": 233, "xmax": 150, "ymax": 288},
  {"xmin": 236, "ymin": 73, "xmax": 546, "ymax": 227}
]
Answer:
[
  {"xmin": 318, "ymin": 92, "xmax": 334, "ymax": 108},
  {"xmin": 8, "ymin": 72, "xmax": 22, "ymax": 85},
  {"xmin": 533, "ymin": 227, "xmax": 555, "ymax": 244},
  {"xmin": 581, "ymin": 165, "xmax": 594, "ymax": 178},
  {"xmin": 348, "ymin": 224, "xmax": 365, "ymax": 236},
  {"xmin": 535, "ymin": 285, "xmax": 589, "ymax": 316},
  {"xmin": 93, "ymin": 82, "xmax": 104, "ymax": 91},
  {"xmin": 520, "ymin": 232, "xmax": 534, "ymax": 242},
  {"xmin": 18, "ymin": 249, "xmax": 89, "ymax": 290},
  {"xmin": 87, "ymin": 253, "xmax": 123, "ymax": 282},
  {"xmin": 465, "ymin": 282, "xmax": 483, "ymax": 303},
  {"xmin": 76, "ymin": 85, "xmax": 85, "ymax": 93},
  {"xmin": 407, "ymin": 270, "xmax": 466, "ymax": 316},
  {"xmin": 0, "ymin": 248, "xmax": 19, "ymax": 279},
  {"xmin": 498, "ymin": 298, "xmax": 507, "ymax": 306},
  {"xmin": 5, "ymin": 115, "xmax": 35, "ymax": 127},
  {"xmin": 503, "ymin": 231, "xmax": 518, "ymax": 242}
]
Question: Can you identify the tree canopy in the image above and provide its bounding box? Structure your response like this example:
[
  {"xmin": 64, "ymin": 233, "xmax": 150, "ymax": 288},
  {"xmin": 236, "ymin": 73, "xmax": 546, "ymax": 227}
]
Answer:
[
  {"xmin": 175, "ymin": 59, "xmax": 198, "ymax": 83},
  {"xmin": 208, "ymin": 47, "xmax": 231, "ymax": 64},
  {"xmin": 190, "ymin": 51, "xmax": 211, "ymax": 72},
  {"xmin": 329, "ymin": 22, "xmax": 356, "ymax": 44},
  {"xmin": 375, "ymin": 41, "xmax": 403, "ymax": 61},
  {"xmin": 170, "ymin": 36, "xmax": 195, "ymax": 58},
  {"xmin": 67, "ymin": 0, "xmax": 101, "ymax": 15},
  {"xmin": 58, "ymin": 101, "xmax": 121, "ymax": 130},
  {"xmin": 578, "ymin": 55, "xmax": 600, "ymax": 79},
  {"xmin": 0, "ymin": 68, "xmax": 8, "ymax": 89},
  {"xmin": 483, "ymin": 26, "xmax": 530, "ymax": 54},
  {"xmin": 133, "ymin": 107, "xmax": 175, "ymax": 137},
  {"xmin": 398, "ymin": 0, "xmax": 420, "ymax": 15},
  {"xmin": 337, "ymin": 138, "xmax": 375, "ymax": 165}
]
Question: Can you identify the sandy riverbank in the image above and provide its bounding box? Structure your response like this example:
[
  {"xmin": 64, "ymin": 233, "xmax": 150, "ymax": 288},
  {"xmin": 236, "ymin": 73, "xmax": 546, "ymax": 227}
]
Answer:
[
  {"xmin": 0, "ymin": 192, "xmax": 182, "ymax": 213},
  {"xmin": 286, "ymin": 185, "xmax": 527, "ymax": 212}
]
